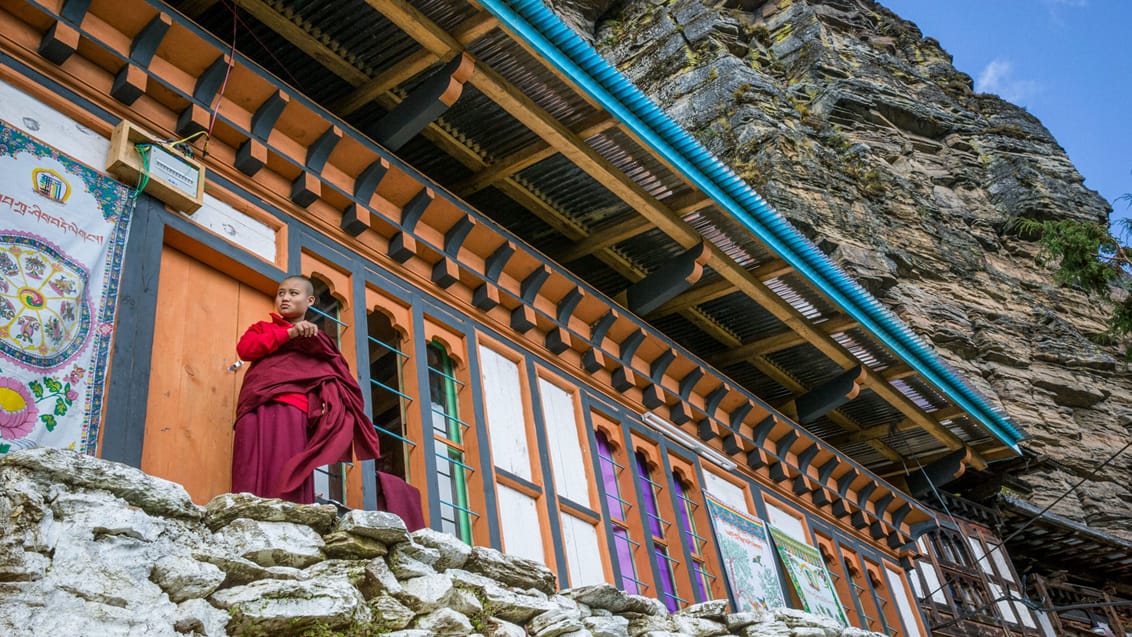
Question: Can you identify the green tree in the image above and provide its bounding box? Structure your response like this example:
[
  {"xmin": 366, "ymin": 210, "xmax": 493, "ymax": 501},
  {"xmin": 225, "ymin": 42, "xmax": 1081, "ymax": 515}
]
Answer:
[{"xmin": 1013, "ymin": 201, "xmax": 1132, "ymax": 357}]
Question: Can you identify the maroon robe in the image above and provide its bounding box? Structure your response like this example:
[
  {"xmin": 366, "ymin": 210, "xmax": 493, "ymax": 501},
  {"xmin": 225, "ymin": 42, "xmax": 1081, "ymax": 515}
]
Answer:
[{"xmin": 235, "ymin": 330, "xmax": 382, "ymax": 501}]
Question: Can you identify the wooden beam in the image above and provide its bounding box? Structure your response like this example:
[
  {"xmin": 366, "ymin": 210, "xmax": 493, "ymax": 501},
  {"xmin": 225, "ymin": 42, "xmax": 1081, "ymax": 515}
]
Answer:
[
  {"xmin": 556, "ymin": 190, "xmax": 712, "ymax": 262},
  {"xmin": 623, "ymin": 241, "xmax": 710, "ymax": 316},
  {"xmin": 647, "ymin": 258, "xmax": 791, "ymax": 319},
  {"xmin": 826, "ymin": 406, "xmax": 964, "ymax": 446},
  {"xmin": 710, "ymin": 314, "xmax": 859, "ymax": 368},
  {"xmin": 794, "ymin": 365, "xmax": 867, "ymax": 425},
  {"xmin": 369, "ymin": 52, "xmax": 474, "ymax": 151},
  {"xmin": 336, "ymin": 13, "xmax": 497, "ymax": 116},
  {"xmin": 454, "ymin": 112, "xmax": 616, "ymax": 197}
]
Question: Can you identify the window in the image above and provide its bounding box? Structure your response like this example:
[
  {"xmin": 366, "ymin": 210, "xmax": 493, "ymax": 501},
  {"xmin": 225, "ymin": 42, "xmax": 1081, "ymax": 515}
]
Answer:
[
  {"xmin": 816, "ymin": 535, "xmax": 862, "ymax": 627},
  {"xmin": 366, "ymin": 307, "xmax": 414, "ymax": 483},
  {"xmin": 635, "ymin": 450, "xmax": 680, "ymax": 611},
  {"xmin": 428, "ymin": 341, "xmax": 473, "ymax": 543},
  {"xmin": 308, "ymin": 276, "xmax": 347, "ymax": 505},
  {"xmin": 672, "ymin": 470, "xmax": 717, "ymax": 602},
  {"xmin": 479, "ymin": 343, "xmax": 545, "ymax": 565},
  {"xmin": 541, "ymin": 393, "xmax": 608, "ymax": 588},
  {"xmin": 595, "ymin": 429, "xmax": 643, "ymax": 595},
  {"xmin": 885, "ymin": 566, "xmax": 926, "ymax": 637}
]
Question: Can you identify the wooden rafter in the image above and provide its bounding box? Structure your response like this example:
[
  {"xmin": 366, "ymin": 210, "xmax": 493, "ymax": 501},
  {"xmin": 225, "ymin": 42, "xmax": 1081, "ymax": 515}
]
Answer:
[
  {"xmin": 554, "ymin": 190, "xmax": 712, "ymax": 262},
  {"xmin": 453, "ymin": 110, "xmax": 617, "ymax": 196},
  {"xmin": 646, "ymin": 258, "xmax": 792, "ymax": 318},
  {"xmin": 710, "ymin": 314, "xmax": 860, "ymax": 367},
  {"xmin": 242, "ymin": 0, "xmax": 986, "ymax": 469}
]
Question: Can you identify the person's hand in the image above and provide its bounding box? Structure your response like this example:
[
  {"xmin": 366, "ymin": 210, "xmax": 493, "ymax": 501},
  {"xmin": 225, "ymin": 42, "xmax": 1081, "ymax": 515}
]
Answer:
[{"xmin": 288, "ymin": 320, "xmax": 319, "ymax": 339}]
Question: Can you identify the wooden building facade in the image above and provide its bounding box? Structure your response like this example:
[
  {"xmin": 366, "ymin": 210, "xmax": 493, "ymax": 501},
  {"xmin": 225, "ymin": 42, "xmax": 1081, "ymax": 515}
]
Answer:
[{"xmin": 0, "ymin": 0, "xmax": 1079, "ymax": 635}]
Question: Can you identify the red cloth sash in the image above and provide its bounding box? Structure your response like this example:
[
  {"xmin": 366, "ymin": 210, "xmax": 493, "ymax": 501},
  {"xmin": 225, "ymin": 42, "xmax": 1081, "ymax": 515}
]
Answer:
[{"xmin": 236, "ymin": 331, "xmax": 381, "ymax": 499}]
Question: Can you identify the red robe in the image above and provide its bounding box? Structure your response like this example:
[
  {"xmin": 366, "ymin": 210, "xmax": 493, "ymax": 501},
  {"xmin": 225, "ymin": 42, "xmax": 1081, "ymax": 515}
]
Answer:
[{"xmin": 235, "ymin": 316, "xmax": 382, "ymax": 500}]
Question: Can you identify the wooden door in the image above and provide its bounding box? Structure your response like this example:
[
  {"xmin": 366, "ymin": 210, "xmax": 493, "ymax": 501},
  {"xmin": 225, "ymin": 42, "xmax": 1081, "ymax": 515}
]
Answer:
[{"xmin": 140, "ymin": 246, "xmax": 273, "ymax": 504}]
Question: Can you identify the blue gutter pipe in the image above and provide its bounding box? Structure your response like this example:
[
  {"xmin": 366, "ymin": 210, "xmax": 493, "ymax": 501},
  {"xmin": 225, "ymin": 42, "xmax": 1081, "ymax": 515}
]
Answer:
[{"xmin": 477, "ymin": 0, "xmax": 1023, "ymax": 451}]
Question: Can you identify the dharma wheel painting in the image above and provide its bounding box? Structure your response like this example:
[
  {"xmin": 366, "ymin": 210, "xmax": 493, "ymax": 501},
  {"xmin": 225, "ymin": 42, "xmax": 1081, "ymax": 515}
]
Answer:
[{"xmin": 0, "ymin": 233, "xmax": 92, "ymax": 369}]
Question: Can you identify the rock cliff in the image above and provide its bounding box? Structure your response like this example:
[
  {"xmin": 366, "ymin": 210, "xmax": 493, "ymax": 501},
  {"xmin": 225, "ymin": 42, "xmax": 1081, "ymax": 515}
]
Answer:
[
  {"xmin": 547, "ymin": 0, "xmax": 1131, "ymax": 537},
  {"xmin": 0, "ymin": 448, "xmax": 886, "ymax": 636}
]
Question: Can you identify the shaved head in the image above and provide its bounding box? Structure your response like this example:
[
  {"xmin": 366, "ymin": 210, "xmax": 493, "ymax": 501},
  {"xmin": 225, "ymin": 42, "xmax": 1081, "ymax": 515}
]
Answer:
[{"xmin": 280, "ymin": 275, "xmax": 315, "ymax": 297}]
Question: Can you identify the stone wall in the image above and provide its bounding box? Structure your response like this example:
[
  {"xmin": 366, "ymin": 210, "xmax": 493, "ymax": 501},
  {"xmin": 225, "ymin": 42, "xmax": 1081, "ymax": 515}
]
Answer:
[
  {"xmin": 0, "ymin": 449, "xmax": 890, "ymax": 637},
  {"xmin": 545, "ymin": 0, "xmax": 1132, "ymax": 538}
]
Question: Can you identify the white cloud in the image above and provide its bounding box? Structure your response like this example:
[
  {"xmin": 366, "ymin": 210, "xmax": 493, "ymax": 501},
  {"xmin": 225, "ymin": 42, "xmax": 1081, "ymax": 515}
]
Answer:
[
  {"xmin": 976, "ymin": 59, "xmax": 1041, "ymax": 104},
  {"xmin": 1042, "ymin": 0, "xmax": 1087, "ymax": 24}
]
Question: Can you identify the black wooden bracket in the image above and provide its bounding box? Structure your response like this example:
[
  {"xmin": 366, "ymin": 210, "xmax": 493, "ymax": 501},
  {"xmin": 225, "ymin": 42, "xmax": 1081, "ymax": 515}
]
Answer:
[
  {"xmin": 472, "ymin": 284, "xmax": 499, "ymax": 311},
  {"xmin": 817, "ymin": 458, "xmax": 839, "ymax": 483},
  {"xmin": 370, "ymin": 53, "xmax": 474, "ymax": 151},
  {"xmin": 111, "ymin": 64, "xmax": 146, "ymax": 105},
  {"xmin": 856, "ymin": 482, "xmax": 878, "ymax": 509},
  {"xmin": 510, "ymin": 306, "xmax": 536, "ymax": 333},
  {"xmin": 194, "ymin": 55, "xmax": 231, "ymax": 104},
  {"xmin": 811, "ymin": 488, "xmax": 831, "ymax": 507},
  {"xmin": 751, "ymin": 416, "xmax": 776, "ymax": 447},
  {"xmin": 619, "ymin": 329, "xmax": 645, "ymax": 364},
  {"xmin": 39, "ymin": 22, "xmax": 80, "ymax": 65},
  {"xmin": 307, "ymin": 126, "xmax": 342, "ymax": 173},
  {"xmin": 484, "ymin": 242, "xmax": 515, "ymax": 282},
  {"xmin": 290, "ymin": 172, "xmax": 320, "ymax": 208},
  {"xmin": 721, "ymin": 433, "xmax": 741, "ymax": 455},
  {"xmin": 728, "ymin": 403, "xmax": 753, "ymax": 431},
  {"xmin": 836, "ymin": 469, "xmax": 860, "ymax": 497},
  {"xmin": 641, "ymin": 384, "xmax": 664, "ymax": 409},
  {"xmin": 795, "ymin": 364, "xmax": 865, "ymax": 425},
  {"xmin": 556, "ymin": 288, "xmax": 584, "ymax": 325},
  {"xmin": 545, "ymin": 328, "xmax": 571, "ymax": 354},
  {"xmin": 678, "ymin": 368, "xmax": 703, "ymax": 399},
  {"xmin": 444, "ymin": 217, "xmax": 476, "ymax": 255},
  {"xmin": 696, "ymin": 419, "xmax": 716, "ymax": 442},
  {"xmin": 746, "ymin": 448, "xmax": 766, "ymax": 469},
  {"xmin": 775, "ymin": 430, "xmax": 798, "ymax": 459},
  {"xmin": 581, "ymin": 349, "xmax": 605, "ymax": 374},
  {"xmin": 611, "ymin": 366, "xmax": 635, "ymax": 392},
  {"xmin": 704, "ymin": 385, "xmax": 727, "ymax": 418},
  {"xmin": 388, "ymin": 187, "xmax": 434, "ymax": 261},
  {"xmin": 590, "ymin": 311, "xmax": 618, "ymax": 346},
  {"xmin": 624, "ymin": 241, "xmax": 709, "ymax": 316},
  {"xmin": 235, "ymin": 139, "xmax": 267, "ymax": 175},
  {"xmin": 129, "ymin": 14, "xmax": 171, "ymax": 66},
  {"xmin": 795, "ymin": 444, "xmax": 820, "ymax": 473},
  {"xmin": 340, "ymin": 204, "xmax": 370, "ymax": 237},
  {"xmin": 60, "ymin": 0, "xmax": 91, "ymax": 24},
  {"xmin": 250, "ymin": 90, "xmax": 289, "ymax": 139},
  {"xmin": 649, "ymin": 349, "xmax": 675, "ymax": 382},
  {"xmin": 355, "ymin": 158, "xmax": 390, "ymax": 205},
  {"xmin": 668, "ymin": 402, "xmax": 691, "ymax": 426},
  {"xmin": 520, "ymin": 266, "xmax": 550, "ymax": 304}
]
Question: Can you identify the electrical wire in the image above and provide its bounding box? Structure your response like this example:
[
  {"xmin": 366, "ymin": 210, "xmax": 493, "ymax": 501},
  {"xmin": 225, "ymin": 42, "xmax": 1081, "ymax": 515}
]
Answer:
[{"xmin": 203, "ymin": 0, "xmax": 240, "ymax": 159}]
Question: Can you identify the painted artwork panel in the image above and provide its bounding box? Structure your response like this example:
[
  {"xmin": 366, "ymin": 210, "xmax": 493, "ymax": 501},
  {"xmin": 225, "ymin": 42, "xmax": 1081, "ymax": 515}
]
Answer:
[
  {"xmin": 705, "ymin": 495, "xmax": 786, "ymax": 612},
  {"xmin": 0, "ymin": 119, "xmax": 133, "ymax": 456},
  {"xmin": 768, "ymin": 526, "xmax": 849, "ymax": 626}
]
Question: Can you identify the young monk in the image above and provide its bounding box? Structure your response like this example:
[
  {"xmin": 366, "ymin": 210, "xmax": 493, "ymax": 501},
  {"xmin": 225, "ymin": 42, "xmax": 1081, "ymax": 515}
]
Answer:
[{"xmin": 231, "ymin": 275, "xmax": 382, "ymax": 503}]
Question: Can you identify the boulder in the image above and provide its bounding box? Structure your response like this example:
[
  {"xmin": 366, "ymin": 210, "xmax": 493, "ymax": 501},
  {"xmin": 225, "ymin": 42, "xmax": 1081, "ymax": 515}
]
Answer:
[{"xmin": 214, "ymin": 518, "xmax": 325, "ymax": 568}]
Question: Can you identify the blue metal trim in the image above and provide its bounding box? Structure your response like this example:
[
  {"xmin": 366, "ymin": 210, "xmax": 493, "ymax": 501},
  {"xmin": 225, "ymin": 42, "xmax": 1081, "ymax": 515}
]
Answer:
[
  {"xmin": 370, "ymin": 377, "xmax": 414, "ymax": 403},
  {"xmin": 374, "ymin": 423, "xmax": 416, "ymax": 446},
  {"xmin": 476, "ymin": 0, "xmax": 1022, "ymax": 451}
]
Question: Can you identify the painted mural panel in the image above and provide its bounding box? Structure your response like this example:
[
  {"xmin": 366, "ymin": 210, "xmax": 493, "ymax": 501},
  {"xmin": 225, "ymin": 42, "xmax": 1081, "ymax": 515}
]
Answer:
[
  {"xmin": 0, "ymin": 120, "xmax": 133, "ymax": 455},
  {"xmin": 705, "ymin": 495, "xmax": 786, "ymax": 612},
  {"xmin": 769, "ymin": 526, "xmax": 849, "ymax": 626}
]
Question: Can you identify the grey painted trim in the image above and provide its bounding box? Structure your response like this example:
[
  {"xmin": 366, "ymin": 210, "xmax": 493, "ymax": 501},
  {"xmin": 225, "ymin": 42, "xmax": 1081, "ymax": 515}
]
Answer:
[
  {"xmin": 524, "ymin": 359, "xmax": 570, "ymax": 587},
  {"xmin": 101, "ymin": 195, "xmax": 163, "ymax": 466}
]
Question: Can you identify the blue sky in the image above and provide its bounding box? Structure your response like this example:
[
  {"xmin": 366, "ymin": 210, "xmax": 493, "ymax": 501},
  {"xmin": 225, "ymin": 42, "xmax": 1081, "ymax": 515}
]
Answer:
[{"xmin": 880, "ymin": 0, "xmax": 1132, "ymax": 231}]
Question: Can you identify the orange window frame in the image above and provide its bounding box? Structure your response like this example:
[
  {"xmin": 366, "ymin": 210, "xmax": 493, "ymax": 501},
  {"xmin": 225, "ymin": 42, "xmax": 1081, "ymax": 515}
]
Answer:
[
  {"xmin": 668, "ymin": 455, "xmax": 729, "ymax": 602},
  {"xmin": 593, "ymin": 416, "xmax": 654, "ymax": 597}
]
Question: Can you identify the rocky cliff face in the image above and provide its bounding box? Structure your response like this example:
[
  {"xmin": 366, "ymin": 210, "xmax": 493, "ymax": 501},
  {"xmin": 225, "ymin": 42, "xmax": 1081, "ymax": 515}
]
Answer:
[
  {"xmin": 548, "ymin": 0, "xmax": 1131, "ymax": 538},
  {"xmin": 0, "ymin": 448, "xmax": 884, "ymax": 637}
]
